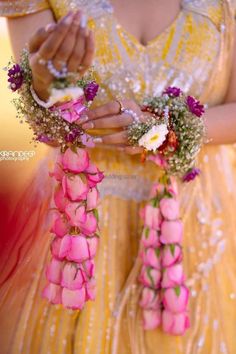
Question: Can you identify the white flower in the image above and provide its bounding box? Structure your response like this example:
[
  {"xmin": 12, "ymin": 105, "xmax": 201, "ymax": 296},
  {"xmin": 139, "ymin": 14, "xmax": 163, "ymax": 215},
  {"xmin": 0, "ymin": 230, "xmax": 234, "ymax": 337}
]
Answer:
[
  {"xmin": 138, "ymin": 124, "xmax": 169, "ymax": 152},
  {"xmin": 47, "ymin": 87, "xmax": 84, "ymax": 107}
]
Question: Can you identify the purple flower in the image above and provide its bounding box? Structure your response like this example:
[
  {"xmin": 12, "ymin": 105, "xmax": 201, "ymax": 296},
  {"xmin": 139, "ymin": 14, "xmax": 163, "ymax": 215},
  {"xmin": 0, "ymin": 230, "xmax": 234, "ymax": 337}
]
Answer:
[
  {"xmin": 182, "ymin": 168, "xmax": 200, "ymax": 183},
  {"xmin": 186, "ymin": 96, "xmax": 205, "ymax": 117},
  {"xmin": 65, "ymin": 128, "xmax": 80, "ymax": 143},
  {"xmin": 84, "ymin": 81, "xmax": 99, "ymax": 102},
  {"xmin": 37, "ymin": 134, "xmax": 53, "ymax": 143},
  {"xmin": 7, "ymin": 64, "xmax": 24, "ymax": 91},
  {"xmin": 163, "ymin": 87, "xmax": 182, "ymax": 97}
]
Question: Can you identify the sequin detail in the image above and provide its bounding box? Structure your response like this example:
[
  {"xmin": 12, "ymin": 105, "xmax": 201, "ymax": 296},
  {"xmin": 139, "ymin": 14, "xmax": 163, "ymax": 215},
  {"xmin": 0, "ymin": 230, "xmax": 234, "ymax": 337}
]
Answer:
[{"xmin": 0, "ymin": 0, "xmax": 49, "ymax": 17}]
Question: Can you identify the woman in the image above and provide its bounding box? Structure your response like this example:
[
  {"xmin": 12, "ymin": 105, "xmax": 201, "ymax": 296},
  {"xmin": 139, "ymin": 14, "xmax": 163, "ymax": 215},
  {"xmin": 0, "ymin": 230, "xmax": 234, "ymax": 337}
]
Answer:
[{"xmin": 0, "ymin": 0, "xmax": 236, "ymax": 353}]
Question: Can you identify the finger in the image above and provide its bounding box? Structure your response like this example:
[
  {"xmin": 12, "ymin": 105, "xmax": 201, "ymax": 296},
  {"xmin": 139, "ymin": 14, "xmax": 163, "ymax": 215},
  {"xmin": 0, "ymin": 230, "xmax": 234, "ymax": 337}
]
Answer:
[
  {"xmin": 87, "ymin": 101, "xmax": 121, "ymax": 120},
  {"xmin": 81, "ymin": 113, "xmax": 133, "ymax": 129},
  {"xmin": 67, "ymin": 14, "xmax": 88, "ymax": 72},
  {"xmin": 38, "ymin": 11, "xmax": 75, "ymax": 60},
  {"xmin": 53, "ymin": 11, "xmax": 81, "ymax": 70},
  {"xmin": 88, "ymin": 99, "xmax": 136, "ymax": 120},
  {"xmin": 93, "ymin": 131, "xmax": 128, "ymax": 145},
  {"xmin": 123, "ymin": 146, "xmax": 144, "ymax": 154},
  {"xmin": 28, "ymin": 23, "xmax": 56, "ymax": 53},
  {"xmin": 79, "ymin": 30, "xmax": 95, "ymax": 75}
]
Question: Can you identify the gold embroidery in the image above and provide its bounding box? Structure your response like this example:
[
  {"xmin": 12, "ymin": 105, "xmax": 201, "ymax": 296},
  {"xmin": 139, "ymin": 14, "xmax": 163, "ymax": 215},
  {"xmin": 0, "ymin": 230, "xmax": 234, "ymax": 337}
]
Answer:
[{"xmin": 0, "ymin": 0, "xmax": 49, "ymax": 17}]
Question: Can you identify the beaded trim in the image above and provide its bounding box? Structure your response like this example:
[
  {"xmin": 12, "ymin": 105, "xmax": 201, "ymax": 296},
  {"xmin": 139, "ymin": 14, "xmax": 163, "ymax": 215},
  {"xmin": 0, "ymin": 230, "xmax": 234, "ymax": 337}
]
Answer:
[{"xmin": 0, "ymin": 0, "xmax": 49, "ymax": 18}]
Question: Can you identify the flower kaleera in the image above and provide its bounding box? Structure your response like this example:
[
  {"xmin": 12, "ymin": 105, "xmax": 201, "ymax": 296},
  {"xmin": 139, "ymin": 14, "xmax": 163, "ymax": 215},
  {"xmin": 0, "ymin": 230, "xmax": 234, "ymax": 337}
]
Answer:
[
  {"xmin": 134, "ymin": 87, "xmax": 205, "ymax": 335},
  {"xmin": 41, "ymin": 84, "xmax": 102, "ymax": 310},
  {"xmin": 6, "ymin": 50, "xmax": 103, "ymax": 311},
  {"xmin": 7, "ymin": 49, "xmax": 205, "ymax": 335}
]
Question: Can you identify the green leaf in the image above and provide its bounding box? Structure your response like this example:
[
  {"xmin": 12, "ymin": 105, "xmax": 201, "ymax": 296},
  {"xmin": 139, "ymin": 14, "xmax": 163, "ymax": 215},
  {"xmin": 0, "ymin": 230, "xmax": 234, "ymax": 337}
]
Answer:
[
  {"xmin": 147, "ymin": 267, "xmax": 154, "ymax": 287},
  {"xmin": 155, "ymin": 248, "xmax": 161, "ymax": 258},
  {"xmin": 170, "ymin": 244, "xmax": 175, "ymax": 256},
  {"xmin": 145, "ymin": 227, "xmax": 150, "ymax": 239},
  {"xmin": 93, "ymin": 208, "xmax": 99, "ymax": 222},
  {"xmin": 174, "ymin": 286, "xmax": 181, "ymax": 297},
  {"xmin": 151, "ymin": 198, "xmax": 159, "ymax": 208}
]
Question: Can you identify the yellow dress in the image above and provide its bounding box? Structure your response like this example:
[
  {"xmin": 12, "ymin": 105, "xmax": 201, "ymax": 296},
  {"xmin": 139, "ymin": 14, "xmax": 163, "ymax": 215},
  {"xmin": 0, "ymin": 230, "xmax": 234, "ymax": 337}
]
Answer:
[{"xmin": 0, "ymin": 0, "xmax": 236, "ymax": 353}]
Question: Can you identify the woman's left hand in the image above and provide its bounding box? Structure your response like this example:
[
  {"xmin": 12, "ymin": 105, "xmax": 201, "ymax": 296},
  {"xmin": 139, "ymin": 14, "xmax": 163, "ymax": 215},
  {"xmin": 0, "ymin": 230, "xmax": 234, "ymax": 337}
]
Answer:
[{"xmin": 77, "ymin": 99, "xmax": 150, "ymax": 154}]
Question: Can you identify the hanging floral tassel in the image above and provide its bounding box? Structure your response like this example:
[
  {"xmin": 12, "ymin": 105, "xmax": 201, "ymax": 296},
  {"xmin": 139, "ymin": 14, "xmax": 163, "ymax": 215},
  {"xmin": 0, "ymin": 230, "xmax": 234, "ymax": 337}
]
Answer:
[
  {"xmin": 159, "ymin": 176, "xmax": 190, "ymax": 335},
  {"xmin": 42, "ymin": 147, "xmax": 104, "ymax": 309},
  {"xmin": 139, "ymin": 174, "xmax": 190, "ymax": 334},
  {"xmin": 138, "ymin": 182, "xmax": 163, "ymax": 329}
]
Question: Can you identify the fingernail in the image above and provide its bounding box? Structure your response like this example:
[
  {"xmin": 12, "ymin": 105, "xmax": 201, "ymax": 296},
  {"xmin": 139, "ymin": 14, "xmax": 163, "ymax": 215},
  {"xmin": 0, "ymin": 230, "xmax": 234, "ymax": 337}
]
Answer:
[
  {"xmin": 45, "ymin": 23, "xmax": 56, "ymax": 33},
  {"xmin": 64, "ymin": 12, "xmax": 74, "ymax": 25},
  {"xmin": 78, "ymin": 115, "xmax": 89, "ymax": 124},
  {"xmin": 74, "ymin": 10, "xmax": 81, "ymax": 25},
  {"xmin": 82, "ymin": 122, "xmax": 94, "ymax": 129},
  {"xmin": 93, "ymin": 137, "xmax": 102, "ymax": 143},
  {"xmin": 80, "ymin": 14, "xmax": 87, "ymax": 28}
]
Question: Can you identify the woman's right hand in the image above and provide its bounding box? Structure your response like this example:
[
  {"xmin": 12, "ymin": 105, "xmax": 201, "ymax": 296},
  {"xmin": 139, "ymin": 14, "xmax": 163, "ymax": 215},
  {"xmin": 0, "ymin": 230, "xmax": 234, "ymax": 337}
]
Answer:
[{"xmin": 28, "ymin": 11, "xmax": 95, "ymax": 101}]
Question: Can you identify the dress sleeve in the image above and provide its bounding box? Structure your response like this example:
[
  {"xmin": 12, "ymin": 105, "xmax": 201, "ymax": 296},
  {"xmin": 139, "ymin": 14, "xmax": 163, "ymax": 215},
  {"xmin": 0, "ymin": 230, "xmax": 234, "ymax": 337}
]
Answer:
[{"xmin": 0, "ymin": 0, "xmax": 50, "ymax": 18}]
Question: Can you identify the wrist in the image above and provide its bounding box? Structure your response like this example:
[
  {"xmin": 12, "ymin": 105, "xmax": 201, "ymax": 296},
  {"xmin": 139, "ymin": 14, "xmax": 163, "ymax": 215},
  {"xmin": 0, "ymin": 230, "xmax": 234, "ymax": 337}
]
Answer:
[{"xmin": 32, "ymin": 78, "xmax": 50, "ymax": 102}]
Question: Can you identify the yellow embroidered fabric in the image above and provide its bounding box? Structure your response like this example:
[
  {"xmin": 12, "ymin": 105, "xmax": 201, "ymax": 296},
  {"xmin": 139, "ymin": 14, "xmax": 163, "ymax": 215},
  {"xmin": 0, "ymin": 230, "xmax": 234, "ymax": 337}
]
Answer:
[
  {"xmin": 0, "ymin": 1, "xmax": 236, "ymax": 353},
  {"xmin": 0, "ymin": 0, "xmax": 49, "ymax": 17}
]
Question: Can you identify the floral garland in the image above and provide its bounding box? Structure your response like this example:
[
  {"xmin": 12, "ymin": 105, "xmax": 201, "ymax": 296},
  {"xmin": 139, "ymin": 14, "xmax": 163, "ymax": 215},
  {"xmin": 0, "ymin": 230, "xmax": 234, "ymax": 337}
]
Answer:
[
  {"xmin": 128, "ymin": 87, "xmax": 205, "ymax": 335},
  {"xmin": 6, "ymin": 52, "xmax": 205, "ymax": 334},
  {"xmin": 6, "ymin": 50, "xmax": 104, "ymax": 310}
]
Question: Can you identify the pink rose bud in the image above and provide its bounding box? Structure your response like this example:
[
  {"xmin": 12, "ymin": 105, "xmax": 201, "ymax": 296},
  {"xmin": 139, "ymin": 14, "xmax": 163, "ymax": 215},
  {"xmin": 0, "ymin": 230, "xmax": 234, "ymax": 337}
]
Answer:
[
  {"xmin": 162, "ymin": 310, "xmax": 190, "ymax": 335},
  {"xmin": 51, "ymin": 215, "xmax": 69, "ymax": 238},
  {"xmin": 144, "ymin": 205, "xmax": 162, "ymax": 230},
  {"xmin": 85, "ymin": 278, "xmax": 96, "ymax": 301},
  {"xmin": 61, "ymin": 263, "xmax": 86, "ymax": 290},
  {"xmin": 86, "ymin": 187, "xmax": 99, "ymax": 211},
  {"xmin": 161, "ymin": 264, "xmax": 185, "ymax": 288},
  {"xmin": 141, "ymin": 247, "xmax": 161, "ymax": 270},
  {"xmin": 65, "ymin": 203, "xmax": 86, "ymax": 226},
  {"xmin": 62, "ymin": 175, "xmax": 89, "ymax": 202},
  {"xmin": 67, "ymin": 235, "xmax": 90, "ymax": 262},
  {"xmin": 160, "ymin": 197, "xmax": 179, "ymax": 220},
  {"xmin": 139, "ymin": 288, "xmax": 161, "ymax": 310},
  {"xmin": 42, "ymin": 283, "xmax": 62, "ymax": 305},
  {"xmin": 162, "ymin": 244, "xmax": 182, "ymax": 267},
  {"xmin": 147, "ymin": 153, "xmax": 168, "ymax": 168},
  {"xmin": 167, "ymin": 177, "xmax": 178, "ymax": 196},
  {"xmin": 50, "ymin": 157, "xmax": 63, "ymax": 181},
  {"xmin": 61, "ymin": 147, "xmax": 89, "ymax": 173},
  {"xmin": 139, "ymin": 266, "xmax": 161, "ymax": 289},
  {"xmin": 163, "ymin": 286, "xmax": 189, "ymax": 313},
  {"xmin": 54, "ymin": 185, "xmax": 69, "ymax": 212},
  {"xmin": 51, "ymin": 235, "xmax": 72, "ymax": 260},
  {"xmin": 85, "ymin": 162, "xmax": 104, "ymax": 187},
  {"xmin": 143, "ymin": 309, "xmax": 161, "ymax": 330},
  {"xmin": 160, "ymin": 220, "xmax": 183, "ymax": 244},
  {"xmin": 87, "ymin": 237, "xmax": 99, "ymax": 258},
  {"xmin": 83, "ymin": 259, "xmax": 95, "ymax": 278},
  {"xmin": 62, "ymin": 286, "xmax": 86, "ymax": 309},
  {"xmin": 45, "ymin": 258, "xmax": 63, "ymax": 285},
  {"xmin": 79, "ymin": 211, "xmax": 97, "ymax": 236},
  {"xmin": 149, "ymin": 182, "xmax": 165, "ymax": 198},
  {"xmin": 141, "ymin": 227, "xmax": 160, "ymax": 248}
]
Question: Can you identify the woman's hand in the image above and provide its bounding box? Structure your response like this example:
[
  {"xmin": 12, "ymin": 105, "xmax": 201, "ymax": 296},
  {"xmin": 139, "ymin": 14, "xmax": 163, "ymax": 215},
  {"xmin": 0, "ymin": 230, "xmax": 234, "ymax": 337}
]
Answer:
[
  {"xmin": 28, "ymin": 11, "xmax": 95, "ymax": 101},
  {"xmin": 77, "ymin": 99, "xmax": 151, "ymax": 154}
]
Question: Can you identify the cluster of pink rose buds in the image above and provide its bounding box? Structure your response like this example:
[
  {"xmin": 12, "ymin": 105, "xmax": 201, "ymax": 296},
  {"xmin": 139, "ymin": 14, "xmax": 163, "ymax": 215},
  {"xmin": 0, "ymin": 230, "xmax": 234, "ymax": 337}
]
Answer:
[
  {"xmin": 139, "ymin": 179, "xmax": 190, "ymax": 335},
  {"xmin": 42, "ymin": 147, "xmax": 104, "ymax": 309}
]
